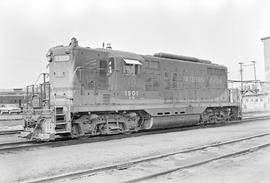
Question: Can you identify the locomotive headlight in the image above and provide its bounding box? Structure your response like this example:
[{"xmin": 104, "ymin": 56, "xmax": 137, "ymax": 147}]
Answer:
[{"xmin": 46, "ymin": 51, "xmax": 53, "ymax": 62}]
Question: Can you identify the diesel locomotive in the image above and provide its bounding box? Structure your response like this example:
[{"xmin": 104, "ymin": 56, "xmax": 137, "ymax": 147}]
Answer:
[{"xmin": 23, "ymin": 38, "xmax": 241, "ymax": 140}]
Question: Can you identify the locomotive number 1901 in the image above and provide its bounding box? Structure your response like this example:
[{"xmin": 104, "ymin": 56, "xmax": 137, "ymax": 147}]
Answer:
[{"xmin": 125, "ymin": 90, "xmax": 139, "ymax": 99}]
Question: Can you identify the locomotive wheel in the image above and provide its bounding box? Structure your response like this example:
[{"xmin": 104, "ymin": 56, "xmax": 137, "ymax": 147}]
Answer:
[{"xmin": 208, "ymin": 115, "xmax": 217, "ymax": 124}]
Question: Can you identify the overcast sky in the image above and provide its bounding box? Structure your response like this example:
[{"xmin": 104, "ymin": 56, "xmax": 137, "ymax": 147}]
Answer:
[{"xmin": 0, "ymin": 0, "xmax": 270, "ymax": 88}]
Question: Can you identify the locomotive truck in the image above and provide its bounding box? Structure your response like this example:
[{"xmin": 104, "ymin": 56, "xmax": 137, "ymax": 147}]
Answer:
[{"xmin": 22, "ymin": 38, "xmax": 241, "ymax": 140}]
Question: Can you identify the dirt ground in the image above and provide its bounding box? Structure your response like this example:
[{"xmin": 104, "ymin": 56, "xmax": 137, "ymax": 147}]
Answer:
[
  {"xmin": 0, "ymin": 118, "xmax": 270, "ymax": 183},
  {"xmin": 67, "ymin": 147, "xmax": 270, "ymax": 183},
  {"xmin": 155, "ymin": 147, "xmax": 270, "ymax": 183}
]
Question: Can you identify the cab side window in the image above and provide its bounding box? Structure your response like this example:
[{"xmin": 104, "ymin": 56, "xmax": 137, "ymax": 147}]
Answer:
[
  {"xmin": 124, "ymin": 64, "xmax": 141, "ymax": 75},
  {"xmin": 107, "ymin": 57, "xmax": 115, "ymax": 75},
  {"xmin": 100, "ymin": 60, "xmax": 107, "ymax": 77},
  {"xmin": 135, "ymin": 64, "xmax": 140, "ymax": 74}
]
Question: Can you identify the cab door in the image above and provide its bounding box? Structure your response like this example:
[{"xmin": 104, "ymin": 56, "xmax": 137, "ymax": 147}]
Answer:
[{"xmin": 122, "ymin": 59, "xmax": 143, "ymax": 100}]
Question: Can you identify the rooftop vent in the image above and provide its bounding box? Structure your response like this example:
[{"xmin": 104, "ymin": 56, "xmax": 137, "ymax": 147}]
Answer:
[{"xmin": 106, "ymin": 43, "xmax": 112, "ymax": 49}]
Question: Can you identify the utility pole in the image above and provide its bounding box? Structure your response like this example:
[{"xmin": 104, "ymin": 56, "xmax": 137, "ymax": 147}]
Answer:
[
  {"xmin": 26, "ymin": 86, "xmax": 29, "ymax": 110},
  {"xmin": 239, "ymin": 62, "xmax": 243, "ymax": 92},
  {"xmin": 251, "ymin": 61, "xmax": 256, "ymax": 81},
  {"xmin": 43, "ymin": 73, "xmax": 46, "ymax": 102},
  {"xmin": 238, "ymin": 62, "xmax": 244, "ymax": 112}
]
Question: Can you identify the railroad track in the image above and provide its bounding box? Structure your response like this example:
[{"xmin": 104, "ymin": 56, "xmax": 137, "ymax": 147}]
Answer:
[
  {"xmin": 1, "ymin": 115, "xmax": 270, "ymax": 154},
  {"xmin": 24, "ymin": 132, "xmax": 270, "ymax": 183},
  {"xmin": 0, "ymin": 140, "xmax": 46, "ymax": 153},
  {"xmin": 0, "ymin": 129, "xmax": 23, "ymax": 135},
  {"xmin": 124, "ymin": 134, "xmax": 270, "ymax": 183},
  {"xmin": 240, "ymin": 114, "xmax": 270, "ymax": 122}
]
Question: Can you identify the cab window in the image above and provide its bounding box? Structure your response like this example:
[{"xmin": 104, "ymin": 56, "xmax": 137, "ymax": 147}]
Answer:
[
  {"xmin": 122, "ymin": 58, "xmax": 141, "ymax": 75},
  {"xmin": 100, "ymin": 60, "xmax": 107, "ymax": 77},
  {"xmin": 107, "ymin": 57, "xmax": 115, "ymax": 75},
  {"xmin": 124, "ymin": 64, "xmax": 140, "ymax": 75}
]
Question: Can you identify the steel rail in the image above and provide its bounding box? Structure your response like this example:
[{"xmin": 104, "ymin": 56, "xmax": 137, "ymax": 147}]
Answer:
[
  {"xmin": 0, "ymin": 130, "xmax": 23, "ymax": 135},
  {"xmin": 0, "ymin": 140, "xmax": 33, "ymax": 147},
  {"xmin": 238, "ymin": 115, "xmax": 270, "ymax": 122},
  {"xmin": 0, "ymin": 140, "xmax": 46, "ymax": 153},
  {"xmin": 24, "ymin": 132, "xmax": 269, "ymax": 183},
  {"xmin": 124, "ymin": 142, "xmax": 270, "ymax": 183}
]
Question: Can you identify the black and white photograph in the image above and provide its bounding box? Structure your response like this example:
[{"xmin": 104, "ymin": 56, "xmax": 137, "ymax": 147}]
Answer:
[{"xmin": 0, "ymin": 0, "xmax": 270, "ymax": 182}]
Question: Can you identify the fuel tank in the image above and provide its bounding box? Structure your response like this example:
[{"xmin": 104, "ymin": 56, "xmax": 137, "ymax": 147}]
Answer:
[{"xmin": 143, "ymin": 114, "xmax": 201, "ymax": 130}]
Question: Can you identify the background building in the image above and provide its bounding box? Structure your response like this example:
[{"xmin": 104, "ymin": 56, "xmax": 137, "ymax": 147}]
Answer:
[
  {"xmin": 0, "ymin": 88, "xmax": 26, "ymax": 108},
  {"xmin": 238, "ymin": 37, "xmax": 270, "ymax": 112},
  {"xmin": 261, "ymin": 37, "xmax": 270, "ymax": 82}
]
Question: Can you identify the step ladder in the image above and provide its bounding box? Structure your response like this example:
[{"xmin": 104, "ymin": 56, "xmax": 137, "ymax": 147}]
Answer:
[{"xmin": 55, "ymin": 106, "xmax": 71, "ymax": 135}]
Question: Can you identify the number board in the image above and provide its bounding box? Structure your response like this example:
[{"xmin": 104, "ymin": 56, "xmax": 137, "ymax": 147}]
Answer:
[{"xmin": 124, "ymin": 90, "xmax": 139, "ymax": 99}]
